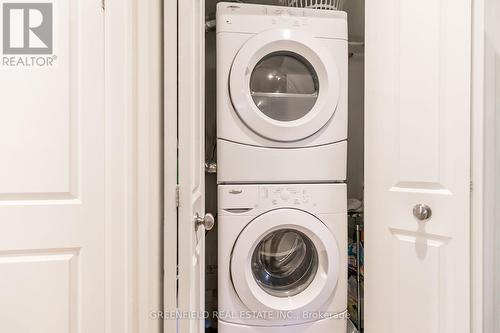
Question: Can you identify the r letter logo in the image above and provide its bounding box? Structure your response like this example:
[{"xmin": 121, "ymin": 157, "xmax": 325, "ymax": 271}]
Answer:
[{"xmin": 3, "ymin": 3, "xmax": 53, "ymax": 54}]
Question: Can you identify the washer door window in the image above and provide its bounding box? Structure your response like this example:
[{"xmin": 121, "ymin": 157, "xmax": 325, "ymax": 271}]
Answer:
[
  {"xmin": 251, "ymin": 228, "xmax": 319, "ymax": 297},
  {"xmin": 231, "ymin": 209, "xmax": 340, "ymax": 313},
  {"xmin": 230, "ymin": 29, "xmax": 340, "ymax": 142}
]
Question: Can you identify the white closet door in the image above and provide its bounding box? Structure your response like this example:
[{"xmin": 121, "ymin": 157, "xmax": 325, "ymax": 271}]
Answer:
[
  {"xmin": 0, "ymin": 1, "xmax": 105, "ymax": 332},
  {"xmin": 365, "ymin": 0, "xmax": 471, "ymax": 332},
  {"xmin": 177, "ymin": 1, "xmax": 207, "ymax": 333}
]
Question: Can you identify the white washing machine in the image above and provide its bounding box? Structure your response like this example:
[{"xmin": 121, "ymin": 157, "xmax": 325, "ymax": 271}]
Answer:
[
  {"xmin": 218, "ymin": 184, "xmax": 347, "ymax": 333},
  {"xmin": 216, "ymin": 3, "xmax": 348, "ymax": 184}
]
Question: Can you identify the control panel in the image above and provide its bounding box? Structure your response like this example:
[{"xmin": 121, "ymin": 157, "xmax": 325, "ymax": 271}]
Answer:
[
  {"xmin": 266, "ymin": 7, "xmax": 304, "ymax": 17},
  {"xmin": 260, "ymin": 186, "xmax": 312, "ymax": 207},
  {"xmin": 218, "ymin": 184, "xmax": 346, "ymax": 216},
  {"xmin": 216, "ymin": 2, "xmax": 347, "ymax": 39}
]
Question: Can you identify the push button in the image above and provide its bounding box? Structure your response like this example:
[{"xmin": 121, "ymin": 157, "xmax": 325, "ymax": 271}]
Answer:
[
  {"xmin": 266, "ymin": 8, "xmax": 303, "ymax": 17},
  {"xmin": 280, "ymin": 190, "xmax": 291, "ymax": 201}
]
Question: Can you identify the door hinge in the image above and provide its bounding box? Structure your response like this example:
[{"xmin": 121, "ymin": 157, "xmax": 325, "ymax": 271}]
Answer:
[
  {"xmin": 175, "ymin": 185, "xmax": 180, "ymax": 207},
  {"xmin": 470, "ymin": 181, "xmax": 473, "ymax": 192},
  {"xmin": 101, "ymin": 0, "xmax": 105, "ymax": 10}
]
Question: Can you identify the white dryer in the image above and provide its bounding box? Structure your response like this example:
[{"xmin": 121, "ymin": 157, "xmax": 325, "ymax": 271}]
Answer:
[
  {"xmin": 218, "ymin": 184, "xmax": 347, "ymax": 333},
  {"xmin": 216, "ymin": 3, "xmax": 348, "ymax": 184}
]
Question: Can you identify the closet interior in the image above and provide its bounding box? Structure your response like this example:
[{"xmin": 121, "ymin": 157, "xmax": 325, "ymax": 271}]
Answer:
[{"xmin": 203, "ymin": 1, "xmax": 365, "ymax": 331}]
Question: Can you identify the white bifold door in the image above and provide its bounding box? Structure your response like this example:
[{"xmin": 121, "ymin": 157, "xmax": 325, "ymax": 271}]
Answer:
[
  {"xmin": 0, "ymin": 1, "xmax": 106, "ymax": 332},
  {"xmin": 177, "ymin": 0, "xmax": 207, "ymax": 333},
  {"xmin": 365, "ymin": 0, "xmax": 472, "ymax": 332}
]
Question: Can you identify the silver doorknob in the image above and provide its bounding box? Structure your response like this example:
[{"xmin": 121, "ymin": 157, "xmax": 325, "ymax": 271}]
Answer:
[
  {"xmin": 194, "ymin": 213, "xmax": 215, "ymax": 231},
  {"xmin": 413, "ymin": 204, "xmax": 432, "ymax": 221}
]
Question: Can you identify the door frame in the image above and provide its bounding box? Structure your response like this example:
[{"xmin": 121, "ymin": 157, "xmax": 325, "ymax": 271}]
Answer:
[
  {"xmin": 164, "ymin": 0, "xmax": 178, "ymax": 332},
  {"xmin": 106, "ymin": 0, "xmax": 163, "ymax": 332},
  {"xmin": 471, "ymin": 0, "xmax": 485, "ymax": 331},
  {"xmin": 105, "ymin": 0, "xmax": 135, "ymax": 331},
  {"xmin": 471, "ymin": 0, "xmax": 500, "ymax": 332},
  {"xmin": 136, "ymin": 0, "xmax": 164, "ymax": 332}
]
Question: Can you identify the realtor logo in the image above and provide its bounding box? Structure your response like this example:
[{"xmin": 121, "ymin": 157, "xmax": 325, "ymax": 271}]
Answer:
[{"xmin": 2, "ymin": 2, "xmax": 53, "ymax": 54}]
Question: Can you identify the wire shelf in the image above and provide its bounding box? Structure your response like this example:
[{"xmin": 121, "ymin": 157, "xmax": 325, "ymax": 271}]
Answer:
[{"xmin": 286, "ymin": 0, "xmax": 346, "ymax": 10}]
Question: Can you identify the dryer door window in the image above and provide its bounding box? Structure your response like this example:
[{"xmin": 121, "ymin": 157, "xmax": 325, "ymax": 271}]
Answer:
[
  {"xmin": 250, "ymin": 52, "xmax": 319, "ymax": 122},
  {"xmin": 251, "ymin": 228, "xmax": 319, "ymax": 297}
]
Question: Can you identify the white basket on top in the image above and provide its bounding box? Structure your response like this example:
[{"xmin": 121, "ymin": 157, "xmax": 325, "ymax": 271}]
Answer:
[{"xmin": 286, "ymin": 0, "xmax": 346, "ymax": 10}]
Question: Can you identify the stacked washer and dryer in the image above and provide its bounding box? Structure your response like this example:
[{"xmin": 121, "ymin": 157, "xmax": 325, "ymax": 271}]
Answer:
[{"xmin": 216, "ymin": 2, "xmax": 348, "ymax": 332}]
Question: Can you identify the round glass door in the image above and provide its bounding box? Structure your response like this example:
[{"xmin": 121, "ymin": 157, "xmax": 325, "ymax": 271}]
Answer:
[
  {"xmin": 250, "ymin": 52, "xmax": 319, "ymax": 122},
  {"xmin": 252, "ymin": 228, "xmax": 319, "ymax": 297},
  {"xmin": 229, "ymin": 29, "xmax": 340, "ymax": 142},
  {"xmin": 230, "ymin": 209, "xmax": 340, "ymax": 313}
]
